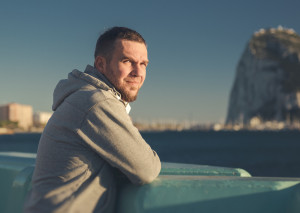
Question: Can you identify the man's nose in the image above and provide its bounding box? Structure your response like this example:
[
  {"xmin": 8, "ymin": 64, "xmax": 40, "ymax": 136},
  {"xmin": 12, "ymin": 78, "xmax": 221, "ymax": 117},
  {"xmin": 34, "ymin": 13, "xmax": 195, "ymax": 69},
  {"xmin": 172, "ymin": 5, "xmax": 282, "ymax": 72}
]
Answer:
[{"xmin": 131, "ymin": 64, "xmax": 144, "ymax": 77}]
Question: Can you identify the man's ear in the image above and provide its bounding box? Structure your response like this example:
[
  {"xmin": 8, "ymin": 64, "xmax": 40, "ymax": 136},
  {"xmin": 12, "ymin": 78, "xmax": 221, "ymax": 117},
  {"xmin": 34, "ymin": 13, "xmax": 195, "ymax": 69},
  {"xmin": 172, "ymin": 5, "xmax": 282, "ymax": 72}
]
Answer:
[{"xmin": 94, "ymin": 56, "xmax": 107, "ymax": 74}]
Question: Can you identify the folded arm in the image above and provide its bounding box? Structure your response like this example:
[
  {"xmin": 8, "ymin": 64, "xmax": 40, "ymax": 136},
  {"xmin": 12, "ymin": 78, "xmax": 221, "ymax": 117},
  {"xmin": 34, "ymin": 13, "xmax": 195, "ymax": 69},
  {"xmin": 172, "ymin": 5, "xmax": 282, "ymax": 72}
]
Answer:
[{"xmin": 77, "ymin": 97, "xmax": 161, "ymax": 185}]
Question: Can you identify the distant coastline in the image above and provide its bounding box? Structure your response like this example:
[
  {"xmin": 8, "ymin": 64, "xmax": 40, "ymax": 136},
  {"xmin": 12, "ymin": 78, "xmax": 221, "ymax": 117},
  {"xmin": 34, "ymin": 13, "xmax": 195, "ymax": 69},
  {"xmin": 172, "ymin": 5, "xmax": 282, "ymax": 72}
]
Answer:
[{"xmin": 2, "ymin": 120, "xmax": 300, "ymax": 135}]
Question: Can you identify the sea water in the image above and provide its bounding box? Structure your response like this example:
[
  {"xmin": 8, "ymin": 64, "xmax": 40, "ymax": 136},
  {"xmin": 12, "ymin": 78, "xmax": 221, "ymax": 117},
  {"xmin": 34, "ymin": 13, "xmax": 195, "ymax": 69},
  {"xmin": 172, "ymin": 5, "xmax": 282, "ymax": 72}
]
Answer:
[{"xmin": 1, "ymin": 130, "xmax": 300, "ymax": 177}]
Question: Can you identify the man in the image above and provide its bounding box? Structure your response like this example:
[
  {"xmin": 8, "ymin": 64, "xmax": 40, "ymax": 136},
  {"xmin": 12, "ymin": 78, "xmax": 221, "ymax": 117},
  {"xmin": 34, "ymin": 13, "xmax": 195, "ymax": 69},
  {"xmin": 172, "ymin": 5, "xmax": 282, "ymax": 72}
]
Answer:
[{"xmin": 24, "ymin": 27, "xmax": 161, "ymax": 213}]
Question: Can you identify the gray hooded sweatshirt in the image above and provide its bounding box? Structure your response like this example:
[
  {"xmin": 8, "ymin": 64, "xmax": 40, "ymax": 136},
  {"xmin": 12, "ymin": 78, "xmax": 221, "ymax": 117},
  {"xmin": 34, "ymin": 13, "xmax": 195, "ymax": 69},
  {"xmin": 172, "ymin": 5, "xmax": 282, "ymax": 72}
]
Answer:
[{"xmin": 24, "ymin": 65, "xmax": 161, "ymax": 213}]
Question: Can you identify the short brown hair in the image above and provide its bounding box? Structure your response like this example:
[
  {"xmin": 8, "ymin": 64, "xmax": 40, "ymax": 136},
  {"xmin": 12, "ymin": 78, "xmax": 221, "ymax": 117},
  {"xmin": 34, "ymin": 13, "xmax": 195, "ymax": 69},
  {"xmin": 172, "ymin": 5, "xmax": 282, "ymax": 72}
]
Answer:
[{"xmin": 94, "ymin": 27, "xmax": 146, "ymax": 60}]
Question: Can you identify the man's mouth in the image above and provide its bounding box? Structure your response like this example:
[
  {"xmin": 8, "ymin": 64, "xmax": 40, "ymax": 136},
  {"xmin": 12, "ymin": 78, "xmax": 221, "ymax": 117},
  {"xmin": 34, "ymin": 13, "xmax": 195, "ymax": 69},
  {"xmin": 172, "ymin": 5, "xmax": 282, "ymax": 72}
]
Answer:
[{"xmin": 125, "ymin": 79, "xmax": 140, "ymax": 85}]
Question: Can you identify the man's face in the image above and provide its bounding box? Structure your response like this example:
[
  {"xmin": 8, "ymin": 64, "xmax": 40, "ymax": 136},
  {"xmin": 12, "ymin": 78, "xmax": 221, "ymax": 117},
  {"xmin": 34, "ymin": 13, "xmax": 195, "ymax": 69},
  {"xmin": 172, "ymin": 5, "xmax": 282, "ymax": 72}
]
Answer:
[{"xmin": 98, "ymin": 39, "xmax": 148, "ymax": 102}]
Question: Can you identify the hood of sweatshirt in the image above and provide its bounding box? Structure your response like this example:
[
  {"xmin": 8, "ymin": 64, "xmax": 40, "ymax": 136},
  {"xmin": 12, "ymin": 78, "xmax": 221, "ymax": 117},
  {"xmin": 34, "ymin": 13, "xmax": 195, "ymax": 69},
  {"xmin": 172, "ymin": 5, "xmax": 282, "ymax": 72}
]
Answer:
[{"xmin": 52, "ymin": 65, "xmax": 121, "ymax": 111}]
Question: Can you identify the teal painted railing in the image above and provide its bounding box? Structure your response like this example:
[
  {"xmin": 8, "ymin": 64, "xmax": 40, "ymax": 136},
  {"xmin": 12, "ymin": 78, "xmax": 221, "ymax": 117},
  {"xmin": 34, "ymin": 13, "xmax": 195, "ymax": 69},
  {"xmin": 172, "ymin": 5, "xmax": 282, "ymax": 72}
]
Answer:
[{"xmin": 1, "ymin": 152, "xmax": 300, "ymax": 213}]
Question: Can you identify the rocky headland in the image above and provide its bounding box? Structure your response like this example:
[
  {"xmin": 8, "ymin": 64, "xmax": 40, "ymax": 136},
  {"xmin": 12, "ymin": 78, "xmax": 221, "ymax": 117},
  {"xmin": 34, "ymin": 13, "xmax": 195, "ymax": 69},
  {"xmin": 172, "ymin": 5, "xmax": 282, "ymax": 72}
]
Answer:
[{"xmin": 226, "ymin": 26, "xmax": 300, "ymax": 128}]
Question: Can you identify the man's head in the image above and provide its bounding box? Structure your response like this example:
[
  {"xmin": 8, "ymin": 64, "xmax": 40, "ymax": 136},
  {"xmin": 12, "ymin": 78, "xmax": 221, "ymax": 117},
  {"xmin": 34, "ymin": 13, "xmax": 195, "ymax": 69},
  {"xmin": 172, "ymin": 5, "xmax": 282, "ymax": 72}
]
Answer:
[{"xmin": 94, "ymin": 27, "xmax": 148, "ymax": 102}]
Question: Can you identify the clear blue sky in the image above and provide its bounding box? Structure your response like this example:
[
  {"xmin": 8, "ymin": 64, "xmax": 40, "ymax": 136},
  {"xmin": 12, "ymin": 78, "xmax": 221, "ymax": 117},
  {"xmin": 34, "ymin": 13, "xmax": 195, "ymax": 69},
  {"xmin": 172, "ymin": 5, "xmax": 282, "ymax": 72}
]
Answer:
[{"xmin": 1, "ymin": 0, "xmax": 300, "ymax": 124}]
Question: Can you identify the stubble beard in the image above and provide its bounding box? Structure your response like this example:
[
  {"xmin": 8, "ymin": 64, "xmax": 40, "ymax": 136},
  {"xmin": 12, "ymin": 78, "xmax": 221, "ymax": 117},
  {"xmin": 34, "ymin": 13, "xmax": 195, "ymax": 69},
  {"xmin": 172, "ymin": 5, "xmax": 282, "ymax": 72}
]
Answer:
[
  {"xmin": 117, "ymin": 84, "xmax": 139, "ymax": 102},
  {"xmin": 104, "ymin": 64, "xmax": 141, "ymax": 102}
]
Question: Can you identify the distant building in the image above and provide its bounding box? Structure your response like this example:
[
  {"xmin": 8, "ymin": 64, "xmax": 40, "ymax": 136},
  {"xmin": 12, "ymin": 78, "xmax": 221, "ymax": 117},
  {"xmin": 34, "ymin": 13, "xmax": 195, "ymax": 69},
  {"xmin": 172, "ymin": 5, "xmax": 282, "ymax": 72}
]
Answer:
[
  {"xmin": 33, "ymin": 112, "xmax": 52, "ymax": 126},
  {"xmin": 0, "ymin": 103, "xmax": 33, "ymax": 130}
]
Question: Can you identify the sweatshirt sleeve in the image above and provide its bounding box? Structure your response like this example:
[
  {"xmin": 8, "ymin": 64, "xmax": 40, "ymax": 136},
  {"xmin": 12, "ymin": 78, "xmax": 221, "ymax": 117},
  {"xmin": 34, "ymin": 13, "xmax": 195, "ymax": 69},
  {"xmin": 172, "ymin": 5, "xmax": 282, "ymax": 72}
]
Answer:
[{"xmin": 77, "ymin": 97, "xmax": 161, "ymax": 185}]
